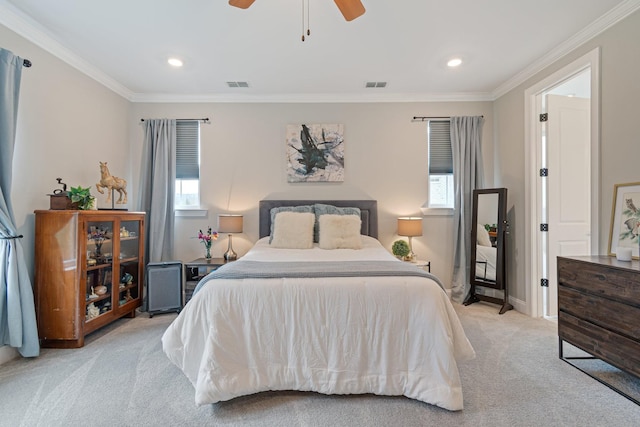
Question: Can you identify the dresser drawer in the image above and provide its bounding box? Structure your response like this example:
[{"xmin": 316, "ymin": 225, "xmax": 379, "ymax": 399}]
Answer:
[
  {"xmin": 558, "ymin": 286, "xmax": 640, "ymax": 341},
  {"xmin": 557, "ymin": 257, "xmax": 640, "ymax": 307},
  {"xmin": 559, "ymin": 311, "xmax": 640, "ymax": 378}
]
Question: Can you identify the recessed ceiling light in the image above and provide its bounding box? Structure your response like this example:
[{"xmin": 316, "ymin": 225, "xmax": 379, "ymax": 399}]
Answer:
[
  {"xmin": 447, "ymin": 58, "xmax": 462, "ymax": 67},
  {"xmin": 168, "ymin": 58, "xmax": 183, "ymax": 67}
]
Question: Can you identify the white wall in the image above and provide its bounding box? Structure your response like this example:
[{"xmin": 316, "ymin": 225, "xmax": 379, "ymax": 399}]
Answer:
[
  {"xmin": 130, "ymin": 102, "xmax": 493, "ymax": 285},
  {"xmin": 493, "ymin": 9, "xmax": 640, "ymax": 302}
]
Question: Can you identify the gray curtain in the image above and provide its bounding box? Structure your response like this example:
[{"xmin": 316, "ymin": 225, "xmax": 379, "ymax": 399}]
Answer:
[
  {"xmin": 0, "ymin": 48, "xmax": 39, "ymax": 357},
  {"xmin": 450, "ymin": 116, "xmax": 485, "ymax": 303},
  {"xmin": 139, "ymin": 119, "xmax": 176, "ymax": 263}
]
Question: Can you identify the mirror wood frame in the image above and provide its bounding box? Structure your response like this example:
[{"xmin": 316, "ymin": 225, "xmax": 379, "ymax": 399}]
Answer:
[{"xmin": 464, "ymin": 187, "xmax": 513, "ymax": 314}]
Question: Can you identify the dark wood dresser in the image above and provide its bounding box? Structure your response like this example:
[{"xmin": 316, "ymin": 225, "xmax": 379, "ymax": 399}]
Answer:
[{"xmin": 557, "ymin": 256, "xmax": 640, "ymax": 401}]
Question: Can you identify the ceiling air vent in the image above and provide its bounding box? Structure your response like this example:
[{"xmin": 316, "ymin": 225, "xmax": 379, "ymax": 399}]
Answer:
[
  {"xmin": 226, "ymin": 81, "xmax": 249, "ymax": 88},
  {"xmin": 365, "ymin": 81, "xmax": 387, "ymax": 88}
]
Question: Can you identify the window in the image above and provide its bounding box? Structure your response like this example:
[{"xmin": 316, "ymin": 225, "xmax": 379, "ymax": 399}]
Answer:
[
  {"xmin": 428, "ymin": 120, "xmax": 454, "ymax": 209},
  {"xmin": 175, "ymin": 120, "xmax": 200, "ymax": 208}
]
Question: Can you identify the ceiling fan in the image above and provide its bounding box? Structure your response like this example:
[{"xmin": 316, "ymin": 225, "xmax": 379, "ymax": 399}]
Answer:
[{"xmin": 228, "ymin": 0, "xmax": 366, "ymax": 22}]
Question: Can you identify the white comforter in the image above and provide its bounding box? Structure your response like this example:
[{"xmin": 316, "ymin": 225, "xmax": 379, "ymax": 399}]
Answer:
[{"xmin": 162, "ymin": 236, "xmax": 475, "ymax": 411}]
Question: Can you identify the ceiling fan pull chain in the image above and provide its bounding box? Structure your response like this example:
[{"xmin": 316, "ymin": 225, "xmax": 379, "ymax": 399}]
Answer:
[
  {"xmin": 301, "ymin": 0, "xmax": 305, "ymax": 41},
  {"xmin": 307, "ymin": 0, "xmax": 311, "ymax": 37},
  {"xmin": 301, "ymin": 0, "xmax": 311, "ymax": 41}
]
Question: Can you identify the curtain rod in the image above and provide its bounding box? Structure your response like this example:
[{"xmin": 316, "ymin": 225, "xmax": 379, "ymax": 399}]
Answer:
[
  {"xmin": 412, "ymin": 115, "xmax": 484, "ymax": 121},
  {"xmin": 140, "ymin": 118, "xmax": 210, "ymax": 123},
  {"xmin": 23, "ymin": 59, "xmax": 32, "ymax": 67},
  {"xmin": 412, "ymin": 116, "xmax": 449, "ymax": 121}
]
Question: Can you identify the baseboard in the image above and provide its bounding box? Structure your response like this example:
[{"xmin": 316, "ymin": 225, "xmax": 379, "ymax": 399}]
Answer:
[
  {"xmin": 510, "ymin": 295, "xmax": 527, "ymax": 314},
  {"xmin": 0, "ymin": 345, "xmax": 18, "ymax": 366}
]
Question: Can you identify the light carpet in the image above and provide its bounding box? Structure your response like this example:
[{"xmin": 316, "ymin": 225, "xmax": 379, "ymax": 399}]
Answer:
[{"xmin": 0, "ymin": 302, "xmax": 638, "ymax": 426}]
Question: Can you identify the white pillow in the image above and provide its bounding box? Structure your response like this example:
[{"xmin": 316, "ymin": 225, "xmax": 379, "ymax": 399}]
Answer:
[
  {"xmin": 477, "ymin": 224, "xmax": 492, "ymax": 247},
  {"xmin": 270, "ymin": 211, "xmax": 315, "ymax": 249},
  {"xmin": 318, "ymin": 214, "xmax": 362, "ymax": 250}
]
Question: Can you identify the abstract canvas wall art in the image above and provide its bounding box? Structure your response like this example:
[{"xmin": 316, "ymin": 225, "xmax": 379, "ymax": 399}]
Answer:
[{"xmin": 286, "ymin": 124, "xmax": 344, "ymax": 182}]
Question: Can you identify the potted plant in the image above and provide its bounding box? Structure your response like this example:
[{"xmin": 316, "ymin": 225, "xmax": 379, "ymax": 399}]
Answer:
[
  {"xmin": 68, "ymin": 185, "xmax": 96, "ymax": 210},
  {"xmin": 392, "ymin": 240, "xmax": 410, "ymax": 260}
]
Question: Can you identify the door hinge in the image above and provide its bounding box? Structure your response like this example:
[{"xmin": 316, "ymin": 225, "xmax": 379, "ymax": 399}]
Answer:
[
  {"xmin": 541, "ymin": 278, "xmax": 549, "ymax": 287},
  {"xmin": 539, "ymin": 113, "xmax": 548, "ymax": 122},
  {"xmin": 540, "ymin": 168, "xmax": 548, "ymax": 177},
  {"xmin": 540, "ymin": 223, "xmax": 549, "ymax": 232}
]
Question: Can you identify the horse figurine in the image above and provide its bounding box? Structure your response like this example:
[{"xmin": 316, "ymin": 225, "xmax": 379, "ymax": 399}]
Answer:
[{"xmin": 96, "ymin": 161, "xmax": 128, "ymax": 204}]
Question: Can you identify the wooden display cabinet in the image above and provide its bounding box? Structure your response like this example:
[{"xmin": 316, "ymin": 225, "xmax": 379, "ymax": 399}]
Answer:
[{"xmin": 34, "ymin": 210, "xmax": 145, "ymax": 348}]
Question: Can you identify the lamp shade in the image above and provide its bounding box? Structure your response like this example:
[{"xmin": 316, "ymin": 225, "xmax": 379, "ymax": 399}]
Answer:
[
  {"xmin": 218, "ymin": 214, "xmax": 243, "ymax": 233},
  {"xmin": 397, "ymin": 217, "xmax": 423, "ymax": 237}
]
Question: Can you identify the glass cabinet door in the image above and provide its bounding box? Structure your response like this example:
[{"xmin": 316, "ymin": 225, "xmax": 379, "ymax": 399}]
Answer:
[
  {"xmin": 85, "ymin": 220, "xmax": 114, "ymax": 321},
  {"xmin": 118, "ymin": 220, "xmax": 140, "ymax": 307}
]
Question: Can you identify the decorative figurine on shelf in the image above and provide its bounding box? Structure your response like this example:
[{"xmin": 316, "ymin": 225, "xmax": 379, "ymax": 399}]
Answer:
[
  {"xmin": 53, "ymin": 177, "xmax": 67, "ymax": 194},
  {"xmin": 121, "ymin": 272, "xmax": 133, "ymax": 286},
  {"xmin": 88, "ymin": 287, "xmax": 98, "ymax": 300},
  {"xmin": 87, "ymin": 302, "xmax": 99, "ymax": 319},
  {"xmin": 96, "ymin": 161, "xmax": 128, "ymax": 206}
]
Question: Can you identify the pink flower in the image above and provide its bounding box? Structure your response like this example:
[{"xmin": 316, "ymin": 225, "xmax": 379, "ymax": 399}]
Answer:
[{"xmin": 198, "ymin": 227, "xmax": 218, "ymax": 246}]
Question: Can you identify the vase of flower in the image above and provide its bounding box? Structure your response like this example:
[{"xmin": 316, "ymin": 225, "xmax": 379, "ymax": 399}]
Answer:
[{"xmin": 198, "ymin": 227, "xmax": 218, "ymax": 259}]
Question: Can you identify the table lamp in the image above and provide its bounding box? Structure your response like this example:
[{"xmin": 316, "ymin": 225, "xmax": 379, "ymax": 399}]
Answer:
[
  {"xmin": 397, "ymin": 217, "xmax": 423, "ymax": 261},
  {"xmin": 218, "ymin": 214, "xmax": 243, "ymax": 261}
]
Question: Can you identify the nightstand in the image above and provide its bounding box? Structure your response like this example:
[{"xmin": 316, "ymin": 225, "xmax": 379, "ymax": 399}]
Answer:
[
  {"xmin": 183, "ymin": 257, "xmax": 227, "ymax": 305},
  {"xmin": 414, "ymin": 260, "xmax": 431, "ymax": 273}
]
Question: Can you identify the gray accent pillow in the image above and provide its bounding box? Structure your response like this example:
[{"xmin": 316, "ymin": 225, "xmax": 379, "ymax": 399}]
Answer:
[
  {"xmin": 269, "ymin": 205, "xmax": 314, "ymax": 243},
  {"xmin": 313, "ymin": 203, "xmax": 361, "ymax": 243}
]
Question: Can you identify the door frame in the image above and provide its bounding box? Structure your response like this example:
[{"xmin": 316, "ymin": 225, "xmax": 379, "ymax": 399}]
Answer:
[{"xmin": 524, "ymin": 47, "xmax": 600, "ymax": 317}]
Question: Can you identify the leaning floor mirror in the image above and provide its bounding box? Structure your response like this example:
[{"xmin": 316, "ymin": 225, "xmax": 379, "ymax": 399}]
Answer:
[{"xmin": 464, "ymin": 187, "xmax": 513, "ymax": 314}]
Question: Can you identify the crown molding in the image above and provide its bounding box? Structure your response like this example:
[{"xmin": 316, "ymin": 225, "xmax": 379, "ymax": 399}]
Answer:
[
  {"xmin": 0, "ymin": 1, "xmax": 134, "ymax": 100},
  {"xmin": 491, "ymin": 0, "xmax": 640, "ymax": 99}
]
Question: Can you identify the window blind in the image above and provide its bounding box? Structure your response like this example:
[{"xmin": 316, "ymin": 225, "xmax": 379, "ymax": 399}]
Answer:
[
  {"xmin": 428, "ymin": 120, "xmax": 452, "ymax": 174},
  {"xmin": 176, "ymin": 120, "xmax": 200, "ymax": 179}
]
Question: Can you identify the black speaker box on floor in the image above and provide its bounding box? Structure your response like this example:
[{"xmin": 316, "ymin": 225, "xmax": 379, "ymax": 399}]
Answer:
[{"xmin": 146, "ymin": 261, "xmax": 182, "ymax": 317}]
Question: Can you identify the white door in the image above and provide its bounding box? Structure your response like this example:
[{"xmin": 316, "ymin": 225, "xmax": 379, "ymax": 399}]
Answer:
[{"xmin": 546, "ymin": 94, "xmax": 591, "ymax": 317}]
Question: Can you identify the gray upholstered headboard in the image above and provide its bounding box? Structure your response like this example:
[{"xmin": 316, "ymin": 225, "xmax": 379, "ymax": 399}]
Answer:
[{"xmin": 259, "ymin": 200, "xmax": 378, "ymax": 239}]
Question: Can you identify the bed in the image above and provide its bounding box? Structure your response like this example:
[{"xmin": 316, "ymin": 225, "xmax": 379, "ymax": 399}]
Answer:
[{"xmin": 162, "ymin": 200, "xmax": 475, "ymax": 411}]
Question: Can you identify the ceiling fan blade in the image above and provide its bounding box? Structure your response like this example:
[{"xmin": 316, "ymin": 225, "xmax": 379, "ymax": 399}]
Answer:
[
  {"xmin": 229, "ymin": 0, "xmax": 255, "ymax": 9},
  {"xmin": 334, "ymin": 0, "xmax": 366, "ymax": 21}
]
